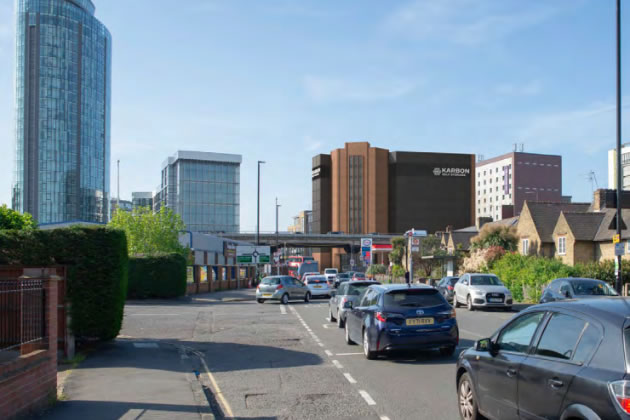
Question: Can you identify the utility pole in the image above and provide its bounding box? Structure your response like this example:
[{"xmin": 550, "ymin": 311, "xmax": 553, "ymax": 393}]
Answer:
[
  {"xmin": 257, "ymin": 161, "xmax": 265, "ymax": 245},
  {"xmin": 275, "ymin": 198, "xmax": 281, "ymax": 275},
  {"xmin": 616, "ymin": 0, "xmax": 623, "ymax": 294},
  {"xmin": 117, "ymin": 159, "xmax": 120, "ymax": 205}
]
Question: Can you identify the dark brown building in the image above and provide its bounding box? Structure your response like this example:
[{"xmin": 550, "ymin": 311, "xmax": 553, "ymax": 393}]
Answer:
[{"xmin": 313, "ymin": 142, "xmax": 476, "ymax": 269}]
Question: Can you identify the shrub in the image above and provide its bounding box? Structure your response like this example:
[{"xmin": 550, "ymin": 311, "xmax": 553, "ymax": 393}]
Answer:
[
  {"xmin": 366, "ymin": 264, "xmax": 387, "ymax": 275},
  {"xmin": 391, "ymin": 264, "xmax": 405, "ymax": 279},
  {"xmin": 128, "ymin": 253, "xmax": 187, "ymax": 299},
  {"xmin": 0, "ymin": 227, "xmax": 128, "ymax": 341},
  {"xmin": 470, "ymin": 225, "xmax": 518, "ymax": 251}
]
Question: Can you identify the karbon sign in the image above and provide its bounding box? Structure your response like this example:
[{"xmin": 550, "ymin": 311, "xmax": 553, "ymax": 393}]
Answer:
[{"xmin": 433, "ymin": 167, "xmax": 470, "ymax": 177}]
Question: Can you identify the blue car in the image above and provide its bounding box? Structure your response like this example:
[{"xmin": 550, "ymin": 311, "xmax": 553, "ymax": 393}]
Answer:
[{"xmin": 343, "ymin": 284, "xmax": 459, "ymax": 360}]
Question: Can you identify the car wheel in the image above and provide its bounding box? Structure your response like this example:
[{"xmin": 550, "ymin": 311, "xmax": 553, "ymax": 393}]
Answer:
[
  {"xmin": 337, "ymin": 314, "xmax": 345, "ymax": 328},
  {"xmin": 454, "ymin": 294, "xmax": 461, "ymax": 308},
  {"xmin": 440, "ymin": 346, "xmax": 456, "ymax": 357},
  {"xmin": 467, "ymin": 295, "xmax": 475, "ymax": 311},
  {"xmin": 345, "ymin": 322, "xmax": 355, "ymax": 345},
  {"xmin": 458, "ymin": 373, "xmax": 480, "ymax": 420},
  {"xmin": 363, "ymin": 330, "xmax": 377, "ymax": 360},
  {"xmin": 257, "ymin": 299, "xmax": 265, "ymax": 304},
  {"xmin": 329, "ymin": 307, "xmax": 336, "ymax": 322},
  {"xmin": 304, "ymin": 292, "xmax": 311, "ymax": 303},
  {"xmin": 281, "ymin": 294, "xmax": 289, "ymax": 305}
]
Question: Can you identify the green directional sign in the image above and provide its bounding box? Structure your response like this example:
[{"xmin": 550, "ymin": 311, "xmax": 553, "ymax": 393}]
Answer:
[
  {"xmin": 237, "ymin": 255, "xmax": 253, "ymax": 264},
  {"xmin": 236, "ymin": 246, "xmax": 271, "ymax": 265}
]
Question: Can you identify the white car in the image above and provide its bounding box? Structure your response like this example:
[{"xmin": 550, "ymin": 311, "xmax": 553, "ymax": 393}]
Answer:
[
  {"xmin": 303, "ymin": 275, "xmax": 331, "ymax": 298},
  {"xmin": 453, "ymin": 273, "xmax": 513, "ymax": 311},
  {"xmin": 324, "ymin": 268, "xmax": 338, "ymax": 286}
]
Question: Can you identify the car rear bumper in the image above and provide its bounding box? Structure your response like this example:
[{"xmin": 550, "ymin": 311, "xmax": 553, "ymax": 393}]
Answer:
[
  {"xmin": 308, "ymin": 288, "xmax": 331, "ymax": 296},
  {"xmin": 256, "ymin": 290, "xmax": 284, "ymax": 300},
  {"xmin": 377, "ymin": 326, "xmax": 459, "ymax": 352}
]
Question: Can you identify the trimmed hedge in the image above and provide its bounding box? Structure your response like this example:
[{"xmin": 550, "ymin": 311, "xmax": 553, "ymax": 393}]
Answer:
[
  {"xmin": 0, "ymin": 227, "xmax": 128, "ymax": 341},
  {"xmin": 128, "ymin": 253, "xmax": 187, "ymax": 299}
]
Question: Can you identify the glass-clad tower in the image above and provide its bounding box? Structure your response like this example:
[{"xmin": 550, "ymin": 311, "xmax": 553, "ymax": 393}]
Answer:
[{"xmin": 12, "ymin": 0, "xmax": 111, "ymax": 224}]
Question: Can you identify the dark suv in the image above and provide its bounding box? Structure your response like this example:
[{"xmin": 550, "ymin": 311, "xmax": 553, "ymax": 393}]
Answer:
[{"xmin": 455, "ymin": 298, "xmax": 630, "ymax": 420}]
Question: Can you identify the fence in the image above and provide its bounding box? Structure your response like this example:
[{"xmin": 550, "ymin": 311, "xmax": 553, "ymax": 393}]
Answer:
[{"xmin": 0, "ymin": 278, "xmax": 46, "ymax": 354}]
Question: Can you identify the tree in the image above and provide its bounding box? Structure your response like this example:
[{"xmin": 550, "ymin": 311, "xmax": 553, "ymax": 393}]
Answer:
[
  {"xmin": 109, "ymin": 206, "xmax": 187, "ymax": 256},
  {"xmin": 389, "ymin": 236, "xmax": 406, "ymax": 266},
  {"xmin": 470, "ymin": 224, "xmax": 518, "ymax": 252},
  {"xmin": 0, "ymin": 205, "xmax": 37, "ymax": 230},
  {"xmin": 412, "ymin": 234, "xmax": 447, "ymax": 277}
]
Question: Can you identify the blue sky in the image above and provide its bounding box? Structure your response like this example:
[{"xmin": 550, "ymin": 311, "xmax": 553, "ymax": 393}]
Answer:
[{"xmin": 0, "ymin": 0, "xmax": 629, "ymax": 231}]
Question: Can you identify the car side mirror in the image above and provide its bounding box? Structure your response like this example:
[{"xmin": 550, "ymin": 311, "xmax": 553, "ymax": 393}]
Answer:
[
  {"xmin": 343, "ymin": 301, "xmax": 353, "ymax": 309},
  {"xmin": 475, "ymin": 338, "xmax": 496, "ymax": 354}
]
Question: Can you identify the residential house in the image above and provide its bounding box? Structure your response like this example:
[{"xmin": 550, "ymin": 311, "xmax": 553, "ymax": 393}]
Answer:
[{"xmin": 552, "ymin": 212, "xmax": 605, "ymax": 265}]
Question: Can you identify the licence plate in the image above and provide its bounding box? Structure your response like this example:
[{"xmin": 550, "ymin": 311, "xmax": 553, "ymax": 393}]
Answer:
[
  {"xmin": 406, "ymin": 317, "xmax": 434, "ymax": 326},
  {"xmin": 488, "ymin": 298, "xmax": 503, "ymax": 303},
  {"xmin": 313, "ymin": 285, "xmax": 322, "ymax": 288},
  {"xmin": 263, "ymin": 293, "xmax": 272, "ymax": 297}
]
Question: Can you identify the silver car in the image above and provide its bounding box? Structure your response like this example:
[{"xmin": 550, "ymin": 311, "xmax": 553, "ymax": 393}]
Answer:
[
  {"xmin": 453, "ymin": 273, "xmax": 513, "ymax": 311},
  {"xmin": 328, "ymin": 281, "xmax": 380, "ymax": 327},
  {"xmin": 256, "ymin": 276, "xmax": 311, "ymax": 304}
]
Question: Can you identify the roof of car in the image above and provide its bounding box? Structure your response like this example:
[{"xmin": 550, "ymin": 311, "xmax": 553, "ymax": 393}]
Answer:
[
  {"xmin": 344, "ymin": 281, "xmax": 380, "ymax": 286},
  {"xmin": 530, "ymin": 297, "xmax": 630, "ymax": 324},
  {"xmin": 553, "ymin": 277, "xmax": 604, "ymax": 283},
  {"xmin": 369, "ymin": 284, "xmax": 434, "ymax": 292}
]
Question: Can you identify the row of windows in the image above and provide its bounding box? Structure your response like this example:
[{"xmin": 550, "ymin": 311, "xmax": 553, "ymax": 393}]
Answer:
[
  {"xmin": 478, "ymin": 164, "xmax": 512, "ymax": 177},
  {"xmin": 478, "ymin": 188, "xmax": 512, "ymax": 196},
  {"xmin": 478, "ymin": 194, "xmax": 512, "ymax": 205}
]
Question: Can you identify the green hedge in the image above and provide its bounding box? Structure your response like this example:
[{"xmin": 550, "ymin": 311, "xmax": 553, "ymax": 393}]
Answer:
[
  {"xmin": 0, "ymin": 227, "xmax": 128, "ymax": 341},
  {"xmin": 366, "ymin": 264, "xmax": 387, "ymax": 275},
  {"xmin": 128, "ymin": 253, "xmax": 187, "ymax": 299}
]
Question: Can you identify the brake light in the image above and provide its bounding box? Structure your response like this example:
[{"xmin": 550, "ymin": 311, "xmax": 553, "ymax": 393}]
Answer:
[
  {"xmin": 375, "ymin": 312, "xmax": 387, "ymax": 322},
  {"xmin": 276, "ymin": 284, "xmax": 283, "ymax": 290},
  {"xmin": 447, "ymin": 285, "xmax": 454, "ymax": 291},
  {"xmin": 609, "ymin": 381, "xmax": 630, "ymax": 414}
]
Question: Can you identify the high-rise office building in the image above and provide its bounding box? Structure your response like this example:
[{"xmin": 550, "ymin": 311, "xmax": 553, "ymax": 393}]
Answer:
[
  {"xmin": 12, "ymin": 0, "xmax": 112, "ymax": 224},
  {"xmin": 131, "ymin": 192, "xmax": 153, "ymax": 210},
  {"xmin": 475, "ymin": 152, "xmax": 562, "ymax": 221},
  {"xmin": 154, "ymin": 151, "xmax": 241, "ymax": 233}
]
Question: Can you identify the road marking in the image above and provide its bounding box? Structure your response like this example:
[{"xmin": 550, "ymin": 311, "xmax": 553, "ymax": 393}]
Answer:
[
  {"xmin": 318, "ymin": 342, "xmax": 324, "ymax": 347},
  {"xmin": 381, "ymin": 416, "xmax": 391, "ymax": 420},
  {"xmin": 460, "ymin": 329, "xmax": 484, "ymax": 338},
  {"xmin": 359, "ymin": 390, "xmax": 376, "ymax": 406},
  {"xmin": 280, "ymin": 305, "xmax": 287, "ymax": 315},
  {"xmin": 322, "ymin": 324, "xmax": 332, "ymax": 329},
  {"xmin": 325, "ymin": 350, "xmax": 333, "ymax": 357},
  {"xmin": 197, "ymin": 351, "xmax": 235, "ymax": 418},
  {"xmin": 335, "ymin": 352, "xmax": 363, "ymax": 356},
  {"xmin": 332, "ymin": 360, "xmax": 344, "ymax": 369},
  {"xmin": 343, "ymin": 373, "xmax": 357, "ymax": 384}
]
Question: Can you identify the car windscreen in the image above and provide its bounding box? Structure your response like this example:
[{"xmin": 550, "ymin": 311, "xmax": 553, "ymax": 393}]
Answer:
[
  {"xmin": 448, "ymin": 278, "xmax": 460, "ymax": 285},
  {"xmin": 384, "ymin": 289, "xmax": 446, "ymax": 308},
  {"xmin": 338, "ymin": 273, "xmax": 350, "ymax": 279},
  {"xmin": 471, "ymin": 275, "xmax": 502, "ymax": 286},
  {"xmin": 307, "ymin": 277, "xmax": 327, "ymax": 284},
  {"xmin": 261, "ymin": 277, "xmax": 281, "ymax": 285},
  {"xmin": 571, "ymin": 280, "xmax": 618, "ymax": 296},
  {"xmin": 325, "ymin": 269, "xmax": 337, "ymax": 274},
  {"xmin": 345, "ymin": 284, "xmax": 372, "ymax": 296}
]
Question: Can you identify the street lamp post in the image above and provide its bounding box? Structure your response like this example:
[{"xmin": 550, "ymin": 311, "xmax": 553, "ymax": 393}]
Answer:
[
  {"xmin": 257, "ymin": 161, "xmax": 265, "ymax": 246},
  {"xmin": 615, "ymin": 0, "xmax": 623, "ymax": 294},
  {"xmin": 275, "ymin": 198, "xmax": 281, "ymax": 275}
]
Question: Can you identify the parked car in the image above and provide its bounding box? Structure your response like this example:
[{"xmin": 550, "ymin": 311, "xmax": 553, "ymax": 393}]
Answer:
[
  {"xmin": 453, "ymin": 273, "xmax": 513, "ymax": 311},
  {"xmin": 436, "ymin": 276, "xmax": 459, "ymax": 303},
  {"xmin": 540, "ymin": 277, "xmax": 619, "ymax": 303},
  {"xmin": 324, "ymin": 268, "xmax": 338, "ymax": 286},
  {"xmin": 351, "ymin": 272, "xmax": 366, "ymax": 281},
  {"xmin": 304, "ymin": 275, "xmax": 331, "ymax": 298},
  {"xmin": 344, "ymin": 284, "xmax": 458, "ymax": 360},
  {"xmin": 456, "ymin": 297, "xmax": 630, "ymax": 420},
  {"xmin": 328, "ymin": 281, "xmax": 380, "ymax": 327},
  {"xmin": 256, "ymin": 276, "xmax": 311, "ymax": 304},
  {"xmin": 334, "ymin": 273, "xmax": 351, "ymax": 288}
]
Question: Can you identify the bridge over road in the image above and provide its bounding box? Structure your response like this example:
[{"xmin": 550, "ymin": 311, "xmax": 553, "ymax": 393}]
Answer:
[{"xmin": 217, "ymin": 232, "xmax": 398, "ymax": 249}]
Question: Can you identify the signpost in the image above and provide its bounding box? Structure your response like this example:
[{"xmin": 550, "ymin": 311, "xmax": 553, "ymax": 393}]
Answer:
[
  {"xmin": 361, "ymin": 238, "xmax": 373, "ymax": 266},
  {"xmin": 615, "ymin": 242, "xmax": 625, "ymax": 256},
  {"xmin": 236, "ymin": 246, "xmax": 271, "ymax": 265},
  {"xmin": 404, "ymin": 229, "xmax": 428, "ymax": 283},
  {"xmin": 614, "ymin": 234, "xmax": 621, "ymax": 244}
]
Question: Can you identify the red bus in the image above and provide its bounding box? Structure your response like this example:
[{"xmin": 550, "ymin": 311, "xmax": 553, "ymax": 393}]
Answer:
[{"xmin": 287, "ymin": 256, "xmax": 315, "ymax": 278}]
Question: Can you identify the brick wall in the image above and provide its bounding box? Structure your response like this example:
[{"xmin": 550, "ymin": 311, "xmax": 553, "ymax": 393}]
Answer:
[
  {"xmin": 0, "ymin": 273, "xmax": 58, "ymax": 419},
  {"xmin": 517, "ymin": 205, "xmax": 543, "ymax": 255}
]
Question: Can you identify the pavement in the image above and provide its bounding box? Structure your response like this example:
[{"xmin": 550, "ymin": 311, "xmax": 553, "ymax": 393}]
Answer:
[{"xmin": 37, "ymin": 288, "xmax": 522, "ymax": 420}]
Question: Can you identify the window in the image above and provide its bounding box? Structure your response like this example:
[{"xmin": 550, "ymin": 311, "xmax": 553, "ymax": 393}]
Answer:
[
  {"xmin": 497, "ymin": 312, "xmax": 546, "ymax": 354},
  {"xmin": 573, "ymin": 325, "xmax": 601, "ymax": 364},
  {"xmin": 558, "ymin": 237, "xmax": 566, "ymax": 255},
  {"xmin": 522, "ymin": 239, "xmax": 529, "ymax": 255},
  {"xmin": 338, "ymin": 283, "xmax": 348, "ymax": 295},
  {"xmin": 535, "ymin": 313, "xmax": 587, "ymax": 360}
]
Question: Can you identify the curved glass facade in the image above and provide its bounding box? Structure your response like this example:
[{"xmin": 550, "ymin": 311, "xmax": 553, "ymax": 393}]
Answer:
[{"xmin": 12, "ymin": 0, "xmax": 111, "ymax": 224}]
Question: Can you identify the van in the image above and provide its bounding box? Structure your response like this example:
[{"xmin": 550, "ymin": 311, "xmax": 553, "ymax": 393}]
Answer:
[{"xmin": 297, "ymin": 261, "xmax": 319, "ymax": 281}]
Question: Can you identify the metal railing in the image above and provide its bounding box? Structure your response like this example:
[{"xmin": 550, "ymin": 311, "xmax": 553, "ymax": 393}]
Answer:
[{"xmin": 0, "ymin": 279, "xmax": 46, "ymax": 352}]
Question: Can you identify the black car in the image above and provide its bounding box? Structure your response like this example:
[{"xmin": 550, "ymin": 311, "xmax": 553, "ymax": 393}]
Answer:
[
  {"xmin": 344, "ymin": 284, "xmax": 458, "ymax": 360},
  {"xmin": 540, "ymin": 277, "xmax": 618, "ymax": 303},
  {"xmin": 455, "ymin": 298, "xmax": 630, "ymax": 420},
  {"xmin": 436, "ymin": 276, "xmax": 459, "ymax": 303}
]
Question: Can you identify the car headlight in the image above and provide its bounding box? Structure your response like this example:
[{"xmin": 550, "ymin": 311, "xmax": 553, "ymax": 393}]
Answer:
[{"xmin": 473, "ymin": 289, "xmax": 485, "ymax": 296}]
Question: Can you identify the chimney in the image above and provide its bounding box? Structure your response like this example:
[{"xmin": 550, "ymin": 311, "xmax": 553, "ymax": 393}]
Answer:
[
  {"xmin": 593, "ymin": 189, "xmax": 630, "ymax": 211},
  {"xmin": 446, "ymin": 225, "xmax": 453, "ymax": 233}
]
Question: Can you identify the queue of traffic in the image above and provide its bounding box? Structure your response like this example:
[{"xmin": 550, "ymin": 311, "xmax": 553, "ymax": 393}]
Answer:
[{"xmin": 256, "ymin": 267, "xmax": 630, "ymax": 420}]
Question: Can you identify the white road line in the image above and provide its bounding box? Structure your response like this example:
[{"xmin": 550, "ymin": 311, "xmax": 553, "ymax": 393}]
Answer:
[
  {"xmin": 322, "ymin": 324, "xmax": 331, "ymax": 329},
  {"xmin": 325, "ymin": 350, "xmax": 333, "ymax": 357},
  {"xmin": 335, "ymin": 352, "xmax": 363, "ymax": 356},
  {"xmin": 332, "ymin": 360, "xmax": 344, "ymax": 369},
  {"xmin": 343, "ymin": 373, "xmax": 357, "ymax": 384},
  {"xmin": 359, "ymin": 390, "xmax": 376, "ymax": 406},
  {"xmin": 318, "ymin": 342, "xmax": 324, "ymax": 347},
  {"xmin": 280, "ymin": 305, "xmax": 287, "ymax": 315},
  {"xmin": 460, "ymin": 328, "xmax": 484, "ymax": 338},
  {"xmin": 380, "ymin": 416, "xmax": 391, "ymax": 420}
]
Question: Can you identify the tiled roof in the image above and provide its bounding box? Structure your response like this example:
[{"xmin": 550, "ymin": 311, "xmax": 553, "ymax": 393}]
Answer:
[
  {"xmin": 449, "ymin": 232, "xmax": 477, "ymax": 251},
  {"xmin": 594, "ymin": 208, "xmax": 630, "ymax": 242},
  {"xmin": 526, "ymin": 202, "xmax": 591, "ymax": 243},
  {"xmin": 561, "ymin": 212, "xmax": 605, "ymax": 241}
]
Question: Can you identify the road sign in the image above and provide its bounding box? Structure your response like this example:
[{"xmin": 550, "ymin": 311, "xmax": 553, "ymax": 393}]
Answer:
[
  {"xmin": 350, "ymin": 258, "xmax": 356, "ymax": 267},
  {"xmin": 615, "ymin": 242, "xmax": 625, "ymax": 256},
  {"xmin": 614, "ymin": 234, "xmax": 621, "ymax": 244},
  {"xmin": 361, "ymin": 238, "xmax": 373, "ymax": 248},
  {"xmin": 236, "ymin": 246, "xmax": 271, "ymax": 265}
]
